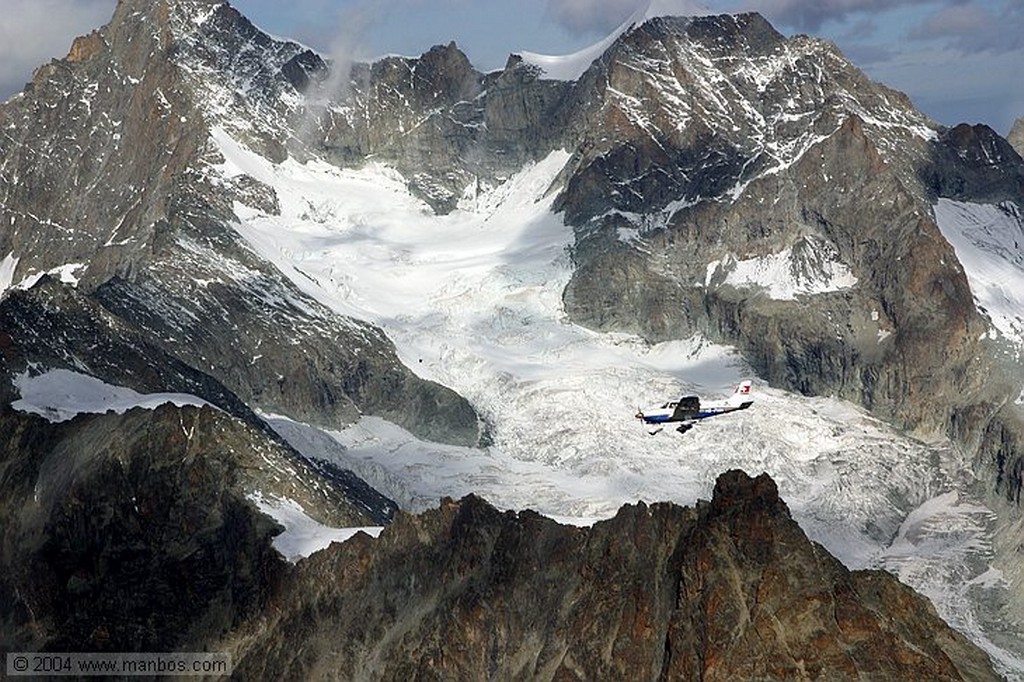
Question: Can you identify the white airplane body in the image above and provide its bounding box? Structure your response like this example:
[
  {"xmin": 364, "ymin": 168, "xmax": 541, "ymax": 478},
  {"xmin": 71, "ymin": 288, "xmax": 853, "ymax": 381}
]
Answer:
[{"xmin": 636, "ymin": 380, "xmax": 753, "ymax": 434}]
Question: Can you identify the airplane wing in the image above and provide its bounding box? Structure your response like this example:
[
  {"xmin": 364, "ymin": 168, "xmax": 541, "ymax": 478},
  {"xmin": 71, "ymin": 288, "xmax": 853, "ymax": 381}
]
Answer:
[{"xmin": 670, "ymin": 396, "xmax": 700, "ymax": 421}]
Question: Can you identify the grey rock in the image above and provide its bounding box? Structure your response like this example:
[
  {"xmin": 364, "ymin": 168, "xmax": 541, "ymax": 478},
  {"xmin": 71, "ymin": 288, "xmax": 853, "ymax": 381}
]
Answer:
[{"xmin": 1009, "ymin": 117, "xmax": 1024, "ymax": 157}]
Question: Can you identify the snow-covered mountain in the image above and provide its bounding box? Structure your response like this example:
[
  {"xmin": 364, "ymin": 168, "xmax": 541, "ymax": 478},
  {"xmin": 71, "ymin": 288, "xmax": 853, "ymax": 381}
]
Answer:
[{"xmin": 2, "ymin": 0, "xmax": 1024, "ymax": 676}]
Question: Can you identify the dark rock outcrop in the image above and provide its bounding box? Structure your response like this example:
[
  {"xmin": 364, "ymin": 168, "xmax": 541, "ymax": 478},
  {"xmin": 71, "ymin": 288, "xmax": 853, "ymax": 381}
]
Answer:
[
  {"xmin": 926, "ymin": 123, "xmax": 1024, "ymax": 202},
  {"xmin": 221, "ymin": 470, "xmax": 999, "ymax": 681},
  {"xmin": 0, "ymin": 402, "xmax": 384, "ymax": 652},
  {"xmin": 6, "ymin": 456, "xmax": 996, "ymax": 678}
]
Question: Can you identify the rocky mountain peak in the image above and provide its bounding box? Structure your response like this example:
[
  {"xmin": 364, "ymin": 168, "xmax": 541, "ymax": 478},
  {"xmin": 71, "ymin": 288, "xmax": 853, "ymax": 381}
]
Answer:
[
  {"xmin": 1010, "ymin": 117, "xmax": 1024, "ymax": 157},
  {"xmin": 73, "ymin": 0, "xmax": 226, "ymax": 79},
  {"xmin": 657, "ymin": 11, "xmax": 784, "ymax": 57},
  {"xmin": 5, "ymin": 0, "xmax": 205, "ymax": 292},
  {"xmin": 927, "ymin": 123, "xmax": 1024, "ymax": 203},
  {"xmin": 558, "ymin": 10, "xmax": 934, "ymax": 229},
  {"xmin": 0, "ymin": 0, "xmax": 483, "ymax": 449},
  {"xmin": 112, "ymin": 0, "xmax": 224, "ymax": 33},
  {"xmin": 709, "ymin": 468, "xmax": 784, "ymax": 515},
  {"xmin": 415, "ymin": 41, "xmax": 479, "ymax": 98},
  {"xmin": 945, "ymin": 123, "xmax": 1021, "ymax": 167},
  {"xmin": 219, "ymin": 470, "xmax": 1000, "ymax": 680},
  {"xmin": 555, "ymin": 8, "xmax": 1021, "ymax": 453}
]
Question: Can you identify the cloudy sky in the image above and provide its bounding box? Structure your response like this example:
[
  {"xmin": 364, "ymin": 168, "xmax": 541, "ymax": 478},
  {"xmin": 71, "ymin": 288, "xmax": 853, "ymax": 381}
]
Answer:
[{"xmin": 1, "ymin": 0, "xmax": 1020, "ymax": 133}]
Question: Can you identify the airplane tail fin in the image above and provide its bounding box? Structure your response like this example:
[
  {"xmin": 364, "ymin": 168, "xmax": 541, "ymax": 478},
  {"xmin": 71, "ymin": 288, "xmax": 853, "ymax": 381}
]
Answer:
[{"xmin": 728, "ymin": 380, "xmax": 753, "ymax": 406}]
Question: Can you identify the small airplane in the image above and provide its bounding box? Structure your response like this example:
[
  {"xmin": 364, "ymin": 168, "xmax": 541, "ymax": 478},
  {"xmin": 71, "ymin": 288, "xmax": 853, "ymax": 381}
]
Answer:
[{"xmin": 636, "ymin": 380, "xmax": 753, "ymax": 434}]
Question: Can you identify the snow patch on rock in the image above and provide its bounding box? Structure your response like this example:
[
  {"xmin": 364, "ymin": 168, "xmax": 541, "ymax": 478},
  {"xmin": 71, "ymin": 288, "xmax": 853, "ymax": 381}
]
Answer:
[
  {"xmin": 709, "ymin": 236, "xmax": 857, "ymax": 299},
  {"xmin": 12, "ymin": 369, "xmax": 209, "ymax": 423},
  {"xmin": 248, "ymin": 492, "xmax": 382, "ymax": 563},
  {"xmin": 933, "ymin": 198, "xmax": 1024, "ymax": 350}
]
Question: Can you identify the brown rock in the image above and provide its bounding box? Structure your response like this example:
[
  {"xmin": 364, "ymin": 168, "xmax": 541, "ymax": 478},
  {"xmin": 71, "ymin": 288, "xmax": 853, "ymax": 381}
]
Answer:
[{"xmin": 223, "ymin": 470, "xmax": 1000, "ymax": 681}]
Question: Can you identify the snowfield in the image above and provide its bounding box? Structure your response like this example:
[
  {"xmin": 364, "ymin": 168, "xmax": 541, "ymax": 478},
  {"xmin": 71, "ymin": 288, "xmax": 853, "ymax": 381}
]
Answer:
[
  {"xmin": 706, "ymin": 235, "xmax": 858, "ymax": 300},
  {"xmin": 248, "ymin": 492, "xmax": 382, "ymax": 563},
  {"xmin": 518, "ymin": 0, "xmax": 710, "ymax": 81},
  {"xmin": 199, "ymin": 129, "xmax": 1024, "ymax": 675},
  {"xmin": 0, "ymin": 252, "xmax": 85, "ymax": 299},
  {"xmin": 934, "ymin": 198, "xmax": 1024, "ymax": 354},
  {"xmin": 13, "ymin": 369, "xmax": 209, "ymax": 422}
]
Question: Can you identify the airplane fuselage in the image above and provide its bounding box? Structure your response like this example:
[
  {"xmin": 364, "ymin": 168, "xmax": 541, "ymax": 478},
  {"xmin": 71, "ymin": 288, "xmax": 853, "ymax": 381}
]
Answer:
[
  {"xmin": 638, "ymin": 400, "xmax": 751, "ymax": 424},
  {"xmin": 636, "ymin": 380, "xmax": 753, "ymax": 434}
]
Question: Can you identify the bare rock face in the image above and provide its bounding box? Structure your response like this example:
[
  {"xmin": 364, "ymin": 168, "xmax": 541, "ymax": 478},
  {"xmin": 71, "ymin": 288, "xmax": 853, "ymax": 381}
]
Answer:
[
  {"xmin": 1009, "ymin": 118, "xmax": 1024, "ymax": 158},
  {"xmin": 927, "ymin": 123, "xmax": 1024, "ymax": 202},
  {"xmin": 222, "ymin": 470, "xmax": 999, "ymax": 681},
  {"xmin": 317, "ymin": 44, "xmax": 572, "ymax": 213}
]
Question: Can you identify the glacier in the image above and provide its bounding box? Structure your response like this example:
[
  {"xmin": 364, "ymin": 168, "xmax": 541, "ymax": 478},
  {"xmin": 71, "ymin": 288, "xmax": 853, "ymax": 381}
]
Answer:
[{"xmin": 209, "ymin": 129, "xmax": 1024, "ymax": 676}]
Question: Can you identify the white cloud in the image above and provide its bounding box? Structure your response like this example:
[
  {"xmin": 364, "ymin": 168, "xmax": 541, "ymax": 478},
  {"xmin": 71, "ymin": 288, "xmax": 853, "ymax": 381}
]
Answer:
[
  {"xmin": 545, "ymin": 0, "xmax": 712, "ymax": 36},
  {"xmin": 908, "ymin": 1, "xmax": 1024, "ymax": 53},
  {"xmin": 742, "ymin": 0, "xmax": 936, "ymax": 31},
  {"xmin": 545, "ymin": 0, "xmax": 646, "ymax": 35},
  {"xmin": 0, "ymin": 0, "xmax": 114, "ymax": 100}
]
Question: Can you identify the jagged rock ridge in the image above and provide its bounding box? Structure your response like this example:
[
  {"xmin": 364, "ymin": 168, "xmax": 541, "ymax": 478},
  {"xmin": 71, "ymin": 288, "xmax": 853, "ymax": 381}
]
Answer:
[{"xmin": 222, "ymin": 470, "xmax": 998, "ymax": 680}]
